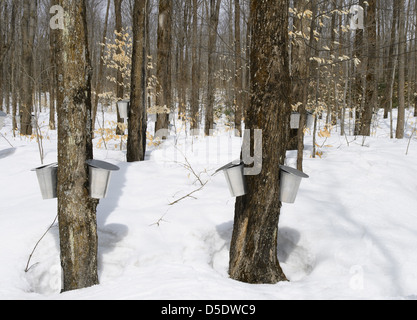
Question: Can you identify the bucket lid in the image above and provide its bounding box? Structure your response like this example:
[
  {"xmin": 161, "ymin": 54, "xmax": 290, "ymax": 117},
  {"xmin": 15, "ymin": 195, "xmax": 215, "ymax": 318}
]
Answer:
[
  {"xmin": 280, "ymin": 165, "xmax": 309, "ymax": 179},
  {"xmin": 214, "ymin": 159, "xmax": 243, "ymax": 175},
  {"xmin": 31, "ymin": 162, "xmax": 58, "ymax": 172},
  {"xmin": 87, "ymin": 159, "xmax": 120, "ymax": 171}
]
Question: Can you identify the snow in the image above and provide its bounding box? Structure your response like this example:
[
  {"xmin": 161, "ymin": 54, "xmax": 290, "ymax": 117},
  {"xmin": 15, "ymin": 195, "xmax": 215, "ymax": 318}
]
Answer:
[{"xmin": 1, "ymin": 108, "xmax": 417, "ymax": 300}]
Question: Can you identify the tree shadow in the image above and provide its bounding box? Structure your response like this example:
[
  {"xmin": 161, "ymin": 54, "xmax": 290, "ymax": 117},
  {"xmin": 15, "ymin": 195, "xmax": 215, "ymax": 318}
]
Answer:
[
  {"xmin": 96, "ymin": 161, "xmax": 129, "ymax": 279},
  {"xmin": 0, "ymin": 148, "xmax": 16, "ymax": 159}
]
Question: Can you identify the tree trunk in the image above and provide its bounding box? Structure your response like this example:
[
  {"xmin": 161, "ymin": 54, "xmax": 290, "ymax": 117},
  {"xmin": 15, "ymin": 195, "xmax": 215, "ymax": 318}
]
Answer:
[
  {"xmin": 20, "ymin": 0, "xmax": 37, "ymax": 135},
  {"xmin": 55, "ymin": 0, "xmax": 99, "ymax": 293},
  {"xmin": 359, "ymin": 0, "xmax": 377, "ymax": 136},
  {"xmin": 384, "ymin": 0, "xmax": 399, "ymax": 120},
  {"xmin": 155, "ymin": 0, "xmax": 172, "ymax": 136},
  {"xmin": 205, "ymin": 0, "xmax": 221, "ymax": 136},
  {"xmin": 289, "ymin": 0, "xmax": 316, "ymax": 171},
  {"xmin": 234, "ymin": 0, "xmax": 243, "ymax": 137},
  {"xmin": 190, "ymin": 0, "xmax": 199, "ymax": 132},
  {"xmin": 354, "ymin": 0, "xmax": 364, "ymax": 136},
  {"xmin": 114, "ymin": 0, "xmax": 125, "ymax": 134},
  {"xmin": 396, "ymin": 0, "xmax": 405, "ymax": 139},
  {"xmin": 127, "ymin": 0, "xmax": 147, "ymax": 162},
  {"xmin": 415, "ymin": 0, "xmax": 417, "ymax": 117},
  {"xmin": 49, "ymin": 0, "xmax": 57, "ymax": 130},
  {"xmin": 92, "ymin": 0, "xmax": 111, "ymax": 130},
  {"xmin": 229, "ymin": 0, "xmax": 291, "ymax": 284}
]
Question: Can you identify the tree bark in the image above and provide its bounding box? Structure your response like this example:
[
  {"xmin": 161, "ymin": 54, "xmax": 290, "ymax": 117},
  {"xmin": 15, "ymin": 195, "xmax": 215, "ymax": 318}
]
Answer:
[
  {"xmin": 229, "ymin": 0, "xmax": 291, "ymax": 284},
  {"xmin": 127, "ymin": 0, "xmax": 148, "ymax": 162},
  {"xmin": 55, "ymin": 0, "xmax": 99, "ymax": 292},
  {"xmin": 155, "ymin": 0, "xmax": 172, "ymax": 136}
]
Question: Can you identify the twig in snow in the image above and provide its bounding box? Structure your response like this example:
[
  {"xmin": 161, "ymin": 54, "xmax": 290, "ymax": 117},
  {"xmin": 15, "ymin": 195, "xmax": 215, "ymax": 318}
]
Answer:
[
  {"xmin": 168, "ymin": 181, "xmax": 208, "ymax": 206},
  {"xmin": 0, "ymin": 132, "xmax": 14, "ymax": 148},
  {"xmin": 173, "ymin": 146, "xmax": 206, "ymax": 186},
  {"xmin": 25, "ymin": 215, "xmax": 58, "ymax": 273}
]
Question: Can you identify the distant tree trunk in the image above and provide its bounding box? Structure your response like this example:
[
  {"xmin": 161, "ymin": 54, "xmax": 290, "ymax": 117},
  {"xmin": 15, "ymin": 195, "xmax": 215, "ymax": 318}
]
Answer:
[
  {"xmin": 92, "ymin": 0, "xmax": 111, "ymax": 130},
  {"xmin": 289, "ymin": 0, "xmax": 316, "ymax": 171},
  {"xmin": 234, "ymin": 0, "xmax": 243, "ymax": 137},
  {"xmin": 384, "ymin": 0, "xmax": 399, "ymax": 122},
  {"xmin": 20, "ymin": 0, "xmax": 37, "ymax": 135},
  {"xmin": 155, "ymin": 0, "xmax": 172, "ymax": 136},
  {"xmin": 415, "ymin": 1, "xmax": 417, "ymax": 117},
  {"xmin": 396, "ymin": 0, "xmax": 405, "ymax": 139},
  {"xmin": 114, "ymin": 0, "xmax": 125, "ymax": 134},
  {"xmin": 354, "ymin": 0, "xmax": 364, "ymax": 136},
  {"xmin": 360, "ymin": 0, "xmax": 377, "ymax": 136},
  {"xmin": 229, "ymin": 0, "xmax": 291, "ymax": 284},
  {"xmin": 55, "ymin": 0, "xmax": 99, "ymax": 293},
  {"xmin": 49, "ymin": 0, "xmax": 57, "ymax": 130},
  {"xmin": 127, "ymin": 0, "xmax": 147, "ymax": 162},
  {"xmin": 190, "ymin": 0, "xmax": 199, "ymax": 131},
  {"xmin": 205, "ymin": 0, "xmax": 221, "ymax": 136}
]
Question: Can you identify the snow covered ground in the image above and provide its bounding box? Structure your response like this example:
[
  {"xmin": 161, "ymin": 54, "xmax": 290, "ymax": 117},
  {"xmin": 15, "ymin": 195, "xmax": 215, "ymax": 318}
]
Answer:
[{"xmin": 1, "ymin": 107, "xmax": 417, "ymax": 300}]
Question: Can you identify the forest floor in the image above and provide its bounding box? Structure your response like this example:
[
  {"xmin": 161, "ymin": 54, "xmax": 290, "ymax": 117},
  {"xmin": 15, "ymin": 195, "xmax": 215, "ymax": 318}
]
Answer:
[{"xmin": 1, "ymin": 107, "xmax": 417, "ymax": 300}]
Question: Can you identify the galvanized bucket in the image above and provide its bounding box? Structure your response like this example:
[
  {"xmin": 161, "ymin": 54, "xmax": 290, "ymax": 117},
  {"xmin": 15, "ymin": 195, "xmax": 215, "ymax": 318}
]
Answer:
[
  {"xmin": 0, "ymin": 111, "xmax": 6, "ymax": 130},
  {"xmin": 306, "ymin": 112, "xmax": 314, "ymax": 129},
  {"xmin": 279, "ymin": 165, "xmax": 309, "ymax": 204},
  {"xmin": 87, "ymin": 159, "xmax": 120, "ymax": 199},
  {"xmin": 32, "ymin": 163, "xmax": 58, "ymax": 200},
  {"xmin": 117, "ymin": 100, "xmax": 130, "ymax": 120},
  {"xmin": 290, "ymin": 112, "xmax": 314, "ymax": 130},
  {"xmin": 216, "ymin": 160, "xmax": 247, "ymax": 197},
  {"xmin": 148, "ymin": 114, "xmax": 157, "ymax": 122}
]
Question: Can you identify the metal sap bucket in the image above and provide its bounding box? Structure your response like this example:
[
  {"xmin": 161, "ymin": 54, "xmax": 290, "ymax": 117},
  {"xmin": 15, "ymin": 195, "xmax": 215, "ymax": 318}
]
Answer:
[
  {"xmin": 290, "ymin": 112, "xmax": 314, "ymax": 130},
  {"xmin": 148, "ymin": 114, "xmax": 157, "ymax": 122},
  {"xmin": 87, "ymin": 159, "xmax": 120, "ymax": 199},
  {"xmin": 216, "ymin": 160, "xmax": 247, "ymax": 197},
  {"xmin": 0, "ymin": 111, "xmax": 6, "ymax": 130},
  {"xmin": 117, "ymin": 100, "xmax": 130, "ymax": 120},
  {"xmin": 32, "ymin": 163, "xmax": 58, "ymax": 200},
  {"xmin": 279, "ymin": 165, "xmax": 309, "ymax": 204}
]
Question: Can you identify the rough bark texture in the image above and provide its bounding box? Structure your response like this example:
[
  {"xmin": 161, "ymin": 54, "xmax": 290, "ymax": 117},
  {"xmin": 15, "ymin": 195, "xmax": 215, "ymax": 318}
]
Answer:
[
  {"xmin": 127, "ymin": 0, "xmax": 147, "ymax": 162},
  {"xmin": 229, "ymin": 0, "xmax": 291, "ymax": 284},
  {"xmin": 56, "ymin": 0, "xmax": 99, "ymax": 292},
  {"xmin": 155, "ymin": 0, "xmax": 172, "ymax": 135}
]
